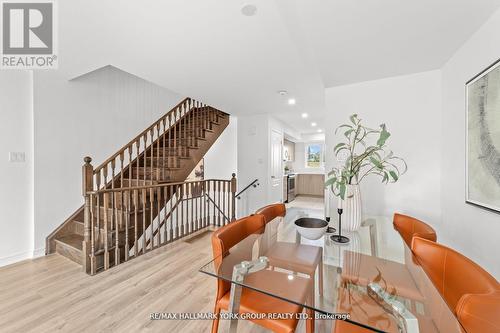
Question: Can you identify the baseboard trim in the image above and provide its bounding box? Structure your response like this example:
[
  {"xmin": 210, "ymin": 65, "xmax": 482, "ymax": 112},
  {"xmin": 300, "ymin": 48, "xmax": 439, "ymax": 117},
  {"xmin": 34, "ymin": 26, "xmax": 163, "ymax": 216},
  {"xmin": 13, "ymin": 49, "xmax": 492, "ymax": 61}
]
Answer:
[
  {"xmin": 0, "ymin": 251, "xmax": 32, "ymax": 268},
  {"xmin": 33, "ymin": 247, "xmax": 45, "ymax": 258},
  {"xmin": 0, "ymin": 247, "xmax": 46, "ymax": 268}
]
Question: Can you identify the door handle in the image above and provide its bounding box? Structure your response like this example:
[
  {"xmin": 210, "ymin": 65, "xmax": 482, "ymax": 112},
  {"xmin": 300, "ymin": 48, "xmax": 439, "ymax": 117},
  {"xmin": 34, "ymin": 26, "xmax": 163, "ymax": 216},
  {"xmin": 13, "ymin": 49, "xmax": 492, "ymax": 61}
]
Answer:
[{"xmin": 271, "ymin": 176, "xmax": 276, "ymax": 179}]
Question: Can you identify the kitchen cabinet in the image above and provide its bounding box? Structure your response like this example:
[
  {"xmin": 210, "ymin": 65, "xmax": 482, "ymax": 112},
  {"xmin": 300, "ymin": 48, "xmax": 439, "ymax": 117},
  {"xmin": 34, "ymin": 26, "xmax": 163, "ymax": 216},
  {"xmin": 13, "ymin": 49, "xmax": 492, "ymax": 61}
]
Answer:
[
  {"xmin": 296, "ymin": 174, "xmax": 325, "ymax": 196},
  {"xmin": 283, "ymin": 139, "xmax": 295, "ymax": 162}
]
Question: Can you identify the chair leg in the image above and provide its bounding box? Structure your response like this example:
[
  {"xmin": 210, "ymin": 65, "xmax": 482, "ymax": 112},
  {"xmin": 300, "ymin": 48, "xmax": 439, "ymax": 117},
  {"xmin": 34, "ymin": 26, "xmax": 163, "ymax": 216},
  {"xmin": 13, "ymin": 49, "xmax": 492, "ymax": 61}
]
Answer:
[{"xmin": 211, "ymin": 304, "xmax": 221, "ymax": 333}]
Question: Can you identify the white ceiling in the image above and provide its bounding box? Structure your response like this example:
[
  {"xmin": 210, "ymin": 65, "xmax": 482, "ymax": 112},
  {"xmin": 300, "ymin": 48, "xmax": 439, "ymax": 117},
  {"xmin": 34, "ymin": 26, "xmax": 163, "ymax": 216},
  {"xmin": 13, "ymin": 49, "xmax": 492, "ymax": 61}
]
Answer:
[
  {"xmin": 294, "ymin": 0, "xmax": 500, "ymax": 87},
  {"xmin": 59, "ymin": 0, "xmax": 500, "ymax": 135}
]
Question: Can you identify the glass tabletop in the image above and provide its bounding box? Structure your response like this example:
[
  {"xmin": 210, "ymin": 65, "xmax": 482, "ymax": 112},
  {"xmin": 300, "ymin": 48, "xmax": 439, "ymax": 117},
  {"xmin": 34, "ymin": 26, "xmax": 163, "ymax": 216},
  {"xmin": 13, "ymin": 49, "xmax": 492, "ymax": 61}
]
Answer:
[{"xmin": 200, "ymin": 207, "xmax": 466, "ymax": 333}]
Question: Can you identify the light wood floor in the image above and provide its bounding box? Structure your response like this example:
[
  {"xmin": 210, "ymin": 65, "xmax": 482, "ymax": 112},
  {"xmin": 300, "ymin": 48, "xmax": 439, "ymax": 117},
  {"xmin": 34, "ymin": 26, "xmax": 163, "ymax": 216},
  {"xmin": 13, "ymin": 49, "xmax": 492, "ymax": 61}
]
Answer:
[
  {"xmin": 0, "ymin": 222, "xmax": 330, "ymax": 332},
  {"xmin": 287, "ymin": 195, "xmax": 325, "ymax": 211}
]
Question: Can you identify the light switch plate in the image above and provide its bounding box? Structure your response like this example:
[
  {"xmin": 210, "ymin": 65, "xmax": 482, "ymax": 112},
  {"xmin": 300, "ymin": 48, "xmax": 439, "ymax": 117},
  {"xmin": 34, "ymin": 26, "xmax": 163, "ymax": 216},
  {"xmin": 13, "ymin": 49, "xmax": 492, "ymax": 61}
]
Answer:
[{"xmin": 9, "ymin": 152, "xmax": 25, "ymax": 163}]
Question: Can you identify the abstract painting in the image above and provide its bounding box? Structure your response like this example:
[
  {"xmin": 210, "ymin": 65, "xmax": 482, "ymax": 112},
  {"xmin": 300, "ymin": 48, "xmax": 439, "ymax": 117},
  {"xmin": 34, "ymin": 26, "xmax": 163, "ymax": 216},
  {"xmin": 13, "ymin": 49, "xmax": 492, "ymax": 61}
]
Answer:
[{"xmin": 466, "ymin": 60, "xmax": 500, "ymax": 213}]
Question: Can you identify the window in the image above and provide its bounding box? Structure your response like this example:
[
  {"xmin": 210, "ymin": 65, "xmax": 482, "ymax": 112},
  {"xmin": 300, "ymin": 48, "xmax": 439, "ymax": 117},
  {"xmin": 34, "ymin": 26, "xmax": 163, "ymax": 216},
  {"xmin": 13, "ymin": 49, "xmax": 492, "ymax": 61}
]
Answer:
[{"xmin": 305, "ymin": 143, "xmax": 324, "ymax": 168}]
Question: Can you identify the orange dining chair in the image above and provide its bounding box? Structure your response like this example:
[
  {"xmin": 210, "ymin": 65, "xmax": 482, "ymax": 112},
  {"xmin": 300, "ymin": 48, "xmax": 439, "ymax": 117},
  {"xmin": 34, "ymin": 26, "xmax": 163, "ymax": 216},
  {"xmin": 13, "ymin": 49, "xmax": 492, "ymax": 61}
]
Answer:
[
  {"xmin": 393, "ymin": 213, "xmax": 437, "ymax": 248},
  {"xmin": 255, "ymin": 203, "xmax": 287, "ymax": 225},
  {"xmin": 412, "ymin": 237, "xmax": 500, "ymax": 333},
  {"xmin": 255, "ymin": 204, "xmax": 323, "ymax": 296},
  {"xmin": 211, "ymin": 214, "xmax": 314, "ymax": 333}
]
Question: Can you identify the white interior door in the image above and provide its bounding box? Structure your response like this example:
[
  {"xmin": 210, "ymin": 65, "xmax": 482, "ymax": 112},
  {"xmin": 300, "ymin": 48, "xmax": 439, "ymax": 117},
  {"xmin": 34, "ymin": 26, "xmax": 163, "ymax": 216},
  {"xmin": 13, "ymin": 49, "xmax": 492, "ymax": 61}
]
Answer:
[{"xmin": 270, "ymin": 129, "xmax": 283, "ymax": 203}]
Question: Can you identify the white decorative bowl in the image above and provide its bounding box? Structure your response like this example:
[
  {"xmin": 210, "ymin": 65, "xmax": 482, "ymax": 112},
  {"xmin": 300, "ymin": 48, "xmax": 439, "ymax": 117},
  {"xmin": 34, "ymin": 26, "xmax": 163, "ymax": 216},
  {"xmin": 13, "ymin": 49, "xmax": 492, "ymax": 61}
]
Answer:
[{"xmin": 294, "ymin": 218, "xmax": 328, "ymax": 240}]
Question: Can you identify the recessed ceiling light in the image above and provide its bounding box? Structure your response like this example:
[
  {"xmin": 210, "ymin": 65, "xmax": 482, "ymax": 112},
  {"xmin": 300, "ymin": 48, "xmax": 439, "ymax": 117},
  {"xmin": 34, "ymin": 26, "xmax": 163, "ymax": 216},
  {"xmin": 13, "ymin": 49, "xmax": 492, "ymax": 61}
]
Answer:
[
  {"xmin": 288, "ymin": 98, "xmax": 296, "ymax": 105},
  {"xmin": 311, "ymin": 122, "xmax": 317, "ymax": 127},
  {"xmin": 277, "ymin": 90, "xmax": 287, "ymax": 96},
  {"xmin": 301, "ymin": 113, "xmax": 308, "ymax": 118},
  {"xmin": 317, "ymin": 129, "xmax": 322, "ymax": 133},
  {"xmin": 241, "ymin": 4, "xmax": 257, "ymax": 16}
]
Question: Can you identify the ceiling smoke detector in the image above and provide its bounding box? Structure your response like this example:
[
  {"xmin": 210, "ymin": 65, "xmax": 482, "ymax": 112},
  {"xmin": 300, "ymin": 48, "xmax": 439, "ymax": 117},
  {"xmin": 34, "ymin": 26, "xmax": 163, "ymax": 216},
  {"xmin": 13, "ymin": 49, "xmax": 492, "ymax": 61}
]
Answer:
[
  {"xmin": 277, "ymin": 90, "xmax": 287, "ymax": 96},
  {"xmin": 241, "ymin": 4, "xmax": 257, "ymax": 16}
]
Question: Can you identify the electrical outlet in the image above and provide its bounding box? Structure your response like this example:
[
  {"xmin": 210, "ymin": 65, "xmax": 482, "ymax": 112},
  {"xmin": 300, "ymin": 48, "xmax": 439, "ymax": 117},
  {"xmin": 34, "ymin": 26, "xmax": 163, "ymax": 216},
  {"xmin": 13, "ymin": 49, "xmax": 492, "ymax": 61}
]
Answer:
[{"xmin": 9, "ymin": 152, "xmax": 26, "ymax": 163}]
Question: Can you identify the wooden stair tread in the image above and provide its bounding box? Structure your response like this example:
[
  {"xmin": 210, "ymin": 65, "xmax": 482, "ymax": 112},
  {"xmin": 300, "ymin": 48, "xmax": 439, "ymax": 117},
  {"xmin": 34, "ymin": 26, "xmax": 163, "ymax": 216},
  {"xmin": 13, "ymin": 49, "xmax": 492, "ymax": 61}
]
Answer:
[{"xmin": 55, "ymin": 234, "xmax": 83, "ymax": 251}]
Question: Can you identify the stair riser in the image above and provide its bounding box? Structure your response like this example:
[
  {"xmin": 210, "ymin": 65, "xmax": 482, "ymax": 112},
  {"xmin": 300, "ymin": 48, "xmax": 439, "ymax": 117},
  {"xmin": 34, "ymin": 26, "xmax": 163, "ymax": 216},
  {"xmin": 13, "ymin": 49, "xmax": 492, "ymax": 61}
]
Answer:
[
  {"xmin": 138, "ymin": 157, "xmax": 180, "ymax": 168},
  {"xmin": 162, "ymin": 138, "xmax": 197, "ymax": 146},
  {"xmin": 55, "ymin": 241, "xmax": 82, "ymax": 265},
  {"xmin": 131, "ymin": 168, "xmax": 172, "ymax": 181},
  {"xmin": 119, "ymin": 179, "xmax": 159, "ymax": 187},
  {"xmin": 92, "ymin": 205, "xmax": 155, "ymax": 219},
  {"xmin": 151, "ymin": 147, "xmax": 193, "ymax": 155}
]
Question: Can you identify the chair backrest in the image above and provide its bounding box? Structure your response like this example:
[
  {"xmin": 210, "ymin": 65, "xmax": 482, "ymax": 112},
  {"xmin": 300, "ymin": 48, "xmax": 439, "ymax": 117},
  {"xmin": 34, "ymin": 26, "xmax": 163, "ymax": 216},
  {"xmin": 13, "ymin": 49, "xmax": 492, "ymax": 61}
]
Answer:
[
  {"xmin": 411, "ymin": 237, "xmax": 500, "ymax": 315},
  {"xmin": 211, "ymin": 214, "xmax": 266, "ymax": 301},
  {"xmin": 456, "ymin": 291, "xmax": 500, "ymax": 333},
  {"xmin": 393, "ymin": 213, "xmax": 437, "ymax": 248},
  {"xmin": 255, "ymin": 203, "xmax": 286, "ymax": 224}
]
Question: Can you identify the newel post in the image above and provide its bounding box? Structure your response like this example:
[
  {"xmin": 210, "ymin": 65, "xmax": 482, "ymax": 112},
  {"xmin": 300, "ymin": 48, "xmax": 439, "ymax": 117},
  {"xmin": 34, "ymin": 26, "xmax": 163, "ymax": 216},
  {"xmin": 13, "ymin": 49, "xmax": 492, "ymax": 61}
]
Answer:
[
  {"xmin": 231, "ymin": 173, "xmax": 237, "ymax": 221},
  {"xmin": 82, "ymin": 156, "xmax": 93, "ymax": 274}
]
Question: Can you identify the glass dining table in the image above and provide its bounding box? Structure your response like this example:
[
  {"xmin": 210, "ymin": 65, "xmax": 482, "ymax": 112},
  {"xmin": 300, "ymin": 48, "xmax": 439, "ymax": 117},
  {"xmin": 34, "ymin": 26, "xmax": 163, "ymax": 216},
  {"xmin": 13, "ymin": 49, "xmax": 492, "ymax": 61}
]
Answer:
[{"xmin": 199, "ymin": 207, "xmax": 466, "ymax": 333}]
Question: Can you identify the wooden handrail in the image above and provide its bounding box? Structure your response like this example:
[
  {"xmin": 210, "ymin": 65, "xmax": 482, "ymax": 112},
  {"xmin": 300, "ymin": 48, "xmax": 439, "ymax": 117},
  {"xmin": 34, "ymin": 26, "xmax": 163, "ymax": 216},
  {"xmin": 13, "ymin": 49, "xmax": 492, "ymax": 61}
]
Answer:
[{"xmin": 94, "ymin": 97, "xmax": 191, "ymax": 174}]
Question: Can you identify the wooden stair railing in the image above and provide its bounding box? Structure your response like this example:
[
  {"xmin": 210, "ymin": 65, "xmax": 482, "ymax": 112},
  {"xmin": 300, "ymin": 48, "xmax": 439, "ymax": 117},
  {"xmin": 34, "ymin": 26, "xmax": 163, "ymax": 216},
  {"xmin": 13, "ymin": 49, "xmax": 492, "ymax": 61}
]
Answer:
[
  {"xmin": 46, "ymin": 97, "xmax": 233, "ymax": 274},
  {"xmin": 83, "ymin": 176, "xmax": 236, "ymax": 275},
  {"xmin": 92, "ymin": 97, "xmax": 225, "ymax": 191}
]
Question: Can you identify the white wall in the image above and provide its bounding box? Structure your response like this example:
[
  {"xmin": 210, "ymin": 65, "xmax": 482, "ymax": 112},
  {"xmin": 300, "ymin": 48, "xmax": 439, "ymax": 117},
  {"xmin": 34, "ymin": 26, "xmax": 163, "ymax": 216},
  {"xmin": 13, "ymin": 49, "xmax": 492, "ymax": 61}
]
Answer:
[
  {"xmin": 33, "ymin": 66, "xmax": 183, "ymax": 253},
  {"xmin": 325, "ymin": 70, "xmax": 443, "ymax": 225},
  {"xmin": 292, "ymin": 141, "xmax": 326, "ymax": 174},
  {"xmin": 237, "ymin": 114, "xmax": 270, "ymax": 216},
  {"xmin": 441, "ymin": 9, "xmax": 500, "ymax": 278},
  {"xmin": 204, "ymin": 117, "xmax": 238, "ymax": 180},
  {"xmin": 0, "ymin": 71, "xmax": 34, "ymax": 266}
]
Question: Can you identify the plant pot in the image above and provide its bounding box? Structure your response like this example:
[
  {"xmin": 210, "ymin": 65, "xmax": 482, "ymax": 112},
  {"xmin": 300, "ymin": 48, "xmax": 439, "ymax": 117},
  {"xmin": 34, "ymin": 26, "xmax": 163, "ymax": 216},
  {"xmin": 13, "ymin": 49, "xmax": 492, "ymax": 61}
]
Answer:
[{"xmin": 343, "ymin": 184, "xmax": 362, "ymax": 231}]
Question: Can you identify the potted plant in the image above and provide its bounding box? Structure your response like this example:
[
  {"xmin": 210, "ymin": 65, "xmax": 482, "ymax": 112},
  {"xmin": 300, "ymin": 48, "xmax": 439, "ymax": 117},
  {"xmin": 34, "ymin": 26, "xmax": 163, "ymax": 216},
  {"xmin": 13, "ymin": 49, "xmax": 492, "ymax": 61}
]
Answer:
[{"xmin": 325, "ymin": 114, "xmax": 407, "ymax": 231}]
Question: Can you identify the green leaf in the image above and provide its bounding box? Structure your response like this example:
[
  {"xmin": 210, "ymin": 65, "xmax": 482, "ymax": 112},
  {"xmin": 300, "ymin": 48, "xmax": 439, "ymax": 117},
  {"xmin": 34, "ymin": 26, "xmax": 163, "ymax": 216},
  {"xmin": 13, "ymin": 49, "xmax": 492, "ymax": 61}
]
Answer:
[
  {"xmin": 377, "ymin": 124, "xmax": 391, "ymax": 147},
  {"xmin": 344, "ymin": 129, "xmax": 354, "ymax": 138},
  {"xmin": 324, "ymin": 177, "xmax": 337, "ymax": 187},
  {"xmin": 334, "ymin": 143, "xmax": 346, "ymax": 153},
  {"xmin": 335, "ymin": 124, "xmax": 353, "ymax": 134},
  {"xmin": 370, "ymin": 156, "xmax": 383, "ymax": 169},
  {"xmin": 349, "ymin": 114, "xmax": 358, "ymax": 125},
  {"xmin": 382, "ymin": 172, "xmax": 389, "ymax": 183},
  {"xmin": 389, "ymin": 170, "xmax": 399, "ymax": 181},
  {"xmin": 339, "ymin": 183, "xmax": 347, "ymax": 200}
]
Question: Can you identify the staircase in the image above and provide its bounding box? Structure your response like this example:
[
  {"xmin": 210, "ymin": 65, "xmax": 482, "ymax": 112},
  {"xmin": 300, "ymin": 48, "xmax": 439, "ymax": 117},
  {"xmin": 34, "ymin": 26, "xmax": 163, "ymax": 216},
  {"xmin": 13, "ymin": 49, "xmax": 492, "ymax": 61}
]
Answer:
[{"xmin": 46, "ymin": 98, "xmax": 236, "ymax": 274}]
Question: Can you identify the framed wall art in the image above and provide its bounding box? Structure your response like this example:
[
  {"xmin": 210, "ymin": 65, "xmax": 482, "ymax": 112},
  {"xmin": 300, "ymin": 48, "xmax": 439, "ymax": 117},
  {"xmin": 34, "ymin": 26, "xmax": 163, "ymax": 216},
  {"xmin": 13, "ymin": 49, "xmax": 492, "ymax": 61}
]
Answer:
[{"xmin": 466, "ymin": 59, "xmax": 500, "ymax": 213}]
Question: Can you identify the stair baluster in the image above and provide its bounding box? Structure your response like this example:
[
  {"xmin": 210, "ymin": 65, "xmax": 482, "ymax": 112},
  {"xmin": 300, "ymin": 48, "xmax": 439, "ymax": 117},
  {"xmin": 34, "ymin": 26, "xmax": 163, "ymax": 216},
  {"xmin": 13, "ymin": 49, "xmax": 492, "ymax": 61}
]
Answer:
[{"xmin": 82, "ymin": 157, "xmax": 93, "ymax": 273}]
